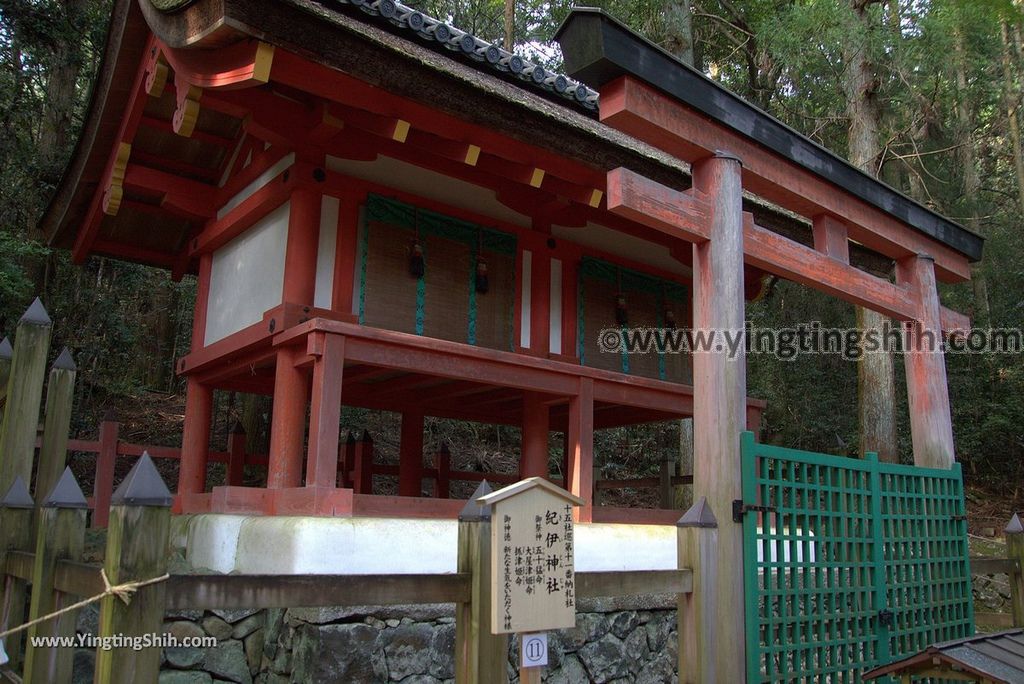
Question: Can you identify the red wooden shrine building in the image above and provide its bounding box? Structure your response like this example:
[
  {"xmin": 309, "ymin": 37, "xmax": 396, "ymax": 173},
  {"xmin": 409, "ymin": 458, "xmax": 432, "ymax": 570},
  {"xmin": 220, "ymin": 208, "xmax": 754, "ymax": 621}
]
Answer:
[{"xmin": 44, "ymin": 0, "xmax": 981, "ymax": 530}]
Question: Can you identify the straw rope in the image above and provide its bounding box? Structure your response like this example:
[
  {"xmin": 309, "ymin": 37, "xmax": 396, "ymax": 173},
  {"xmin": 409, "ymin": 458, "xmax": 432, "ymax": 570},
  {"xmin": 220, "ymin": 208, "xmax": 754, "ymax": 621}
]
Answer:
[{"xmin": 0, "ymin": 569, "xmax": 169, "ymax": 641}]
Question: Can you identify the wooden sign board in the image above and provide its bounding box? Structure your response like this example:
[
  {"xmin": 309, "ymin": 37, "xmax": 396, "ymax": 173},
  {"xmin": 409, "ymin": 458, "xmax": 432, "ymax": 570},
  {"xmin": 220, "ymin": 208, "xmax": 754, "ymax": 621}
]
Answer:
[{"xmin": 476, "ymin": 477, "xmax": 585, "ymax": 635}]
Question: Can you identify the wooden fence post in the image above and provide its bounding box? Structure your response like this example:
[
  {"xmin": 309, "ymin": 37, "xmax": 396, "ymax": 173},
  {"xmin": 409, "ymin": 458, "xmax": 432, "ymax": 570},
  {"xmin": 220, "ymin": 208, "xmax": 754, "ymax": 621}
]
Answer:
[
  {"xmin": 227, "ymin": 421, "xmax": 247, "ymax": 487},
  {"xmin": 0, "ymin": 476, "xmax": 34, "ymax": 671},
  {"xmin": 1006, "ymin": 514, "xmax": 1024, "ymax": 627},
  {"xmin": 95, "ymin": 453, "xmax": 172, "ymax": 684},
  {"xmin": 0, "ymin": 299, "xmax": 52, "ymax": 497},
  {"xmin": 353, "ymin": 430, "xmax": 374, "ymax": 494},
  {"xmin": 455, "ymin": 481, "xmax": 507, "ymax": 684},
  {"xmin": 435, "ymin": 444, "xmax": 451, "ymax": 499},
  {"xmin": 677, "ymin": 497, "xmax": 719, "ymax": 684},
  {"xmin": 23, "ymin": 467, "xmax": 87, "ymax": 684},
  {"xmin": 93, "ymin": 411, "xmax": 120, "ymax": 528},
  {"xmin": 35, "ymin": 349, "xmax": 77, "ymax": 504}
]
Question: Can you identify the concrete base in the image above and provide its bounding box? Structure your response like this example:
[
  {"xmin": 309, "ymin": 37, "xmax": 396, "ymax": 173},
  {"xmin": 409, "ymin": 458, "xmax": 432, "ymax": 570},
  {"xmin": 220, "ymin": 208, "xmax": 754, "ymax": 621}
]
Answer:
[{"xmin": 175, "ymin": 514, "xmax": 678, "ymax": 575}]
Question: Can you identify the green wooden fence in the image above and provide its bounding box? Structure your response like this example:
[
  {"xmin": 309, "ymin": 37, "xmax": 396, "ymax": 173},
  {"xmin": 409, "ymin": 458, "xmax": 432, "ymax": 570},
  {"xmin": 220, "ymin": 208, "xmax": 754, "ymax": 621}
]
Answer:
[{"xmin": 740, "ymin": 432, "xmax": 974, "ymax": 683}]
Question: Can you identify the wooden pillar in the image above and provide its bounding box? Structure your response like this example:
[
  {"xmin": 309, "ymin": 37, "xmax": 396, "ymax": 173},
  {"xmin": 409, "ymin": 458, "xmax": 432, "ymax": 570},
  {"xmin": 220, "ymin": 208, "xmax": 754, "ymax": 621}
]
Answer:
[
  {"xmin": 398, "ymin": 409, "xmax": 424, "ymax": 497},
  {"xmin": 332, "ymin": 189, "xmax": 363, "ymax": 315},
  {"xmin": 1006, "ymin": 514, "xmax": 1024, "ymax": 627},
  {"xmin": 227, "ymin": 421, "xmax": 247, "ymax": 487},
  {"xmin": 455, "ymin": 482, "xmax": 507, "ymax": 684},
  {"xmin": 339, "ymin": 432, "xmax": 356, "ymax": 488},
  {"xmin": 659, "ymin": 455, "xmax": 674, "ymax": 508},
  {"xmin": 306, "ymin": 333, "xmax": 345, "ymax": 488},
  {"xmin": 267, "ymin": 346, "xmax": 308, "ymax": 489},
  {"xmin": 521, "ymin": 392, "xmax": 550, "ymax": 479},
  {"xmin": 690, "ymin": 152, "xmax": 746, "ymax": 683},
  {"xmin": 0, "ymin": 477, "xmax": 34, "ymax": 671},
  {"xmin": 674, "ymin": 418, "xmax": 694, "ymax": 510},
  {"xmin": 897, "ymin": 253, "xmax": 955, "ymax": 469},
  {"xmin": 353, "ymin": 430, "xmax": 374, "ymax": 494},
  {"xmin": 95, "ymin": 455, "xmax": 172, "ymax": 684},
  {"xmin": 529, "ymin": 252, "xmax": 551, "ymax": 354},
  {"xmin": 811, "ymin": 214, "xmax": 850, "ymax": 263},
  {"xmin": 435, "ymin": 444, "xmax": 451, "ymax": 499},
  {"xmin": 92, "ymin": 411, "xmax": 119, "ymax": 528},
  {"xmin": 283, "ymin": 187, "xmax": 322, "ymax": 307},
  {"xmin": 178, "ymin": 378, "xmax": 212, "ymax": 496},
  {"xmin": 23, "ymin": 468, "xmax": 87, "ymax": 684},
  {"xmin": 567, "ymin": 378, "xmax": 594, "ymax": 522},
  {"xmin": 0, "ymin": 299, "xmax": 52, "ymax": 497},
  {"xmin": 677, "ymin": 498, "xmax": 719, "ymax": 683},
  {"xmin": 35, "ymin": 349, "xmax": 76, "ymax": 505}
]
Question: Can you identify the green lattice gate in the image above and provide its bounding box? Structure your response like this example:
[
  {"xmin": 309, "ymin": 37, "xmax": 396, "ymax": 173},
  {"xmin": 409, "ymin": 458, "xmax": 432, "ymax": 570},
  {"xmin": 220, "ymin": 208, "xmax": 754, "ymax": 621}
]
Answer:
[{"xmin": 740, "ymin": 432, "xmax": 974, "ymax": 683}]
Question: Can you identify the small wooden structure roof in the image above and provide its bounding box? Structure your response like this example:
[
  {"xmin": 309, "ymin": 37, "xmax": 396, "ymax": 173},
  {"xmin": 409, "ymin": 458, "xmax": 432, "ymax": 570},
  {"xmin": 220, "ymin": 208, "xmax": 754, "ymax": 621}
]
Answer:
[
  {"xmin": 862, "ymin": 630, "xmax": 1024, "ymax": 683},
  {"xmin": 476, "ymin": 476, "xmax": 586, "ymax": 507}
]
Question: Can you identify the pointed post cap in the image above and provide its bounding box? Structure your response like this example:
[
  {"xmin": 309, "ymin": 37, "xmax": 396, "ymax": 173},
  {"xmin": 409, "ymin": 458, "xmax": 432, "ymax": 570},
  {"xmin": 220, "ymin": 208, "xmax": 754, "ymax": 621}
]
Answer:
[
  {"xmin": 19, "ymin": 297, "xmax": 51, "ymax": 326},
  {"xmin": 0, "ymin": 337, "xmax": 12, "ymax": 360},
  {"xmin": 1006, "ymin": 513, "xmax": 1024, "ymax": 535},
  {"xmin": 346, "ymin": 432, "xmax": 356, "ymax": 444},
  {"xmin": 111, "ymin": 453, "xmax": 173, "ymax": 506},
  {"xmin": 43, "ymin": 467, "xmax": 89, "ymax": 508},
  {"xmin": 53, "ymin": 347, "xmax": 76, "ymax": 371},
  {"xmin": 230, "ymin": 421, "xmax": 246, "ymax": 435},
  {"xmin": 0, "ymin": 476, "xmax": 34, "ymax": 509},
  {"xmin": 361, "ymin": 429, "xmax": 373, "ymax": 443},
  {"xmin": 678, "ymin": 497, "xmax": 718, "ymax": 528},
  {"xmin": 459, "ymin": 480, "xmax": 493, "ymax": 522}
]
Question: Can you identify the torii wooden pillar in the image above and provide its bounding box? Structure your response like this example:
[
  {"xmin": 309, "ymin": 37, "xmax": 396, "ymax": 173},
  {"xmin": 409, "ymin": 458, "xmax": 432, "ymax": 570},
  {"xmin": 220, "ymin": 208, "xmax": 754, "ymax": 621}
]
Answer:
[{"xmin": 689, "ymin": 152, "xmax": 748, "ymax": 683}]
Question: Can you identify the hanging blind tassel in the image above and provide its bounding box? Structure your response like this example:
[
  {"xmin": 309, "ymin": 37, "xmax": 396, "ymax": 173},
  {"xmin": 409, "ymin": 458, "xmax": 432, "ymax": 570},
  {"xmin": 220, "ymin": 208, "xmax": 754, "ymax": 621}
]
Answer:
[
  {"xmin": 408, "ymin": 240, "xmax": 425, "ymax": 278},
  {"xmin": 615, "ymin": 293, "xmax": 629, "ymax": 326},
  {"xmin": 475, "ymin": 256, "xmax": 489, "ymax": 293}
]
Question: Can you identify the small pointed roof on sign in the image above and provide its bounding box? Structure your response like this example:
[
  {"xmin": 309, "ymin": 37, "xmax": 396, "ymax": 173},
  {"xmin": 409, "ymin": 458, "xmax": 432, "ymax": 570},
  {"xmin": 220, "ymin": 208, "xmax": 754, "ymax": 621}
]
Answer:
[
  {"xmin": 1, "ymin": 476, "xmax": 34, "ymax": 509},
  {"xmin": 459, "ymin": 480, "xmax": 494, "ymax": 521},
  {"xmin": 53, "ymin": 347, "xmax": 76, "ymax": 371},
  {"xmin": 677, "ymin": 497, "xmax": 718, "ymax": 528},
  {"xmin": 111, "ymin": 453, "xmax": 173, "ymax": 506},
  {"xmin": 476, "ymin": 476, "xmax": 585, "ymax": 507},
  {"xmin": 0, "ymin": 337, "xmax": 12, "ymax": 360},
  {"xmin": 20, "ymin": 297, "xmax": 51, "ymax": 326},
  {"xmin": 1006, "ymin": 513, "xmax": 1024, "ymax": 535},
  {"xmin": 43, "ymin": 467, "xmax": 89, "ymax": 508}
]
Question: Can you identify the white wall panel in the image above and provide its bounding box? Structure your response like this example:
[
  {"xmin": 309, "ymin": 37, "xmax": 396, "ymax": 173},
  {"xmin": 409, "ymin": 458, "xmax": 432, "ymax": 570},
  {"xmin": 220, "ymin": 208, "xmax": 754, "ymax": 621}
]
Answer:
[{"xmin": 205, "ymin": 202, "xmax": 290, "ymax": 345}]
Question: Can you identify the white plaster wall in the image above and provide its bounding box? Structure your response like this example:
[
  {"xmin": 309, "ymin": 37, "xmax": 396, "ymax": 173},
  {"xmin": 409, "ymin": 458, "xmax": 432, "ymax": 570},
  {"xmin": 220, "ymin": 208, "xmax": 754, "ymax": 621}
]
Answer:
[
  {"xmin": 552, "ymin": 222, "xmax": 692, "ymax": 278},
  {"xmin": 520, "ymin": 250, "xmax": 532, "ymax": 349},
  {"xmin": 549, "ymin": 258, "xmax": 562, "ymax": 355},
  {"xmin": 314, "ymin": 195, "xmax": 340, "ymax": 309},
  {"xmin": 325, "ymin": 155, "xmax": 530, "ymax": 228},
  {"xmin": 183, "ymin": 515, "xmax": 679, "ymax": 575},
  {"xmin": 217, "ymin": 152, "xmax": 295, "ymax": 219},
  {"xmin": 204, "ymin": 202, "xmax": 289, "ymax": 345}
]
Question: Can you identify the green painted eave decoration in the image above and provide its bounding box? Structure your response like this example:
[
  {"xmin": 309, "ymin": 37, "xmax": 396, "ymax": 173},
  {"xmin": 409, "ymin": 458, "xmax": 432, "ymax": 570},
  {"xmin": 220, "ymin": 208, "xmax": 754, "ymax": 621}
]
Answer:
[{"xmin": 365, "ymin": 194, "xmax": 517, "ymax": 255}]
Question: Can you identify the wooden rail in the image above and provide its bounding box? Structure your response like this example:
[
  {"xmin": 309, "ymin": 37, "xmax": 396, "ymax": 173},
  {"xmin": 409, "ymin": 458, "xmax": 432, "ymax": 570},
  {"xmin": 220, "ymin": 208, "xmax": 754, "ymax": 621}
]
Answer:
[
  {"xmin": 970, "ymin": 553, "xmax": 1024, "ymax": 630},
  {"xmin": 6, "ymin": 552, "xmax": 693, "ymax": 611}
]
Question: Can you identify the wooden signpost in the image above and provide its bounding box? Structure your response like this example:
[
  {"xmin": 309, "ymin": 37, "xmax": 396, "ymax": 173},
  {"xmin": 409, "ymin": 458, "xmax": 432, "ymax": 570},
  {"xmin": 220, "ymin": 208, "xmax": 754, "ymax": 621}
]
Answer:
[{"xmin": 476, "ymin": 477, "xmax": 584, "ymax": 683}]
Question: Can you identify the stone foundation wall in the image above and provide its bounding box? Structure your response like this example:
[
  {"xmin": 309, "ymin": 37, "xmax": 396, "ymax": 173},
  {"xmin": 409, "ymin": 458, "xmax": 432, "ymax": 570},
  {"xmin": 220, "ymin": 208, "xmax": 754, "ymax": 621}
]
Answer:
[{"xmin": 72, "ymin": 597, "xmax": 679, "ymax": 684}]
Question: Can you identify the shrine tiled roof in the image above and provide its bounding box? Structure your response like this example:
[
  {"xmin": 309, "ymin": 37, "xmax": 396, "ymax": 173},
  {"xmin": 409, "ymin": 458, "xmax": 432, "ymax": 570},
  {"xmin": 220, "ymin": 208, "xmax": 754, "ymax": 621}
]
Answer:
[{"xmin": 311, "ymin": 0, "xmax": 600, "ymax": 111}]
